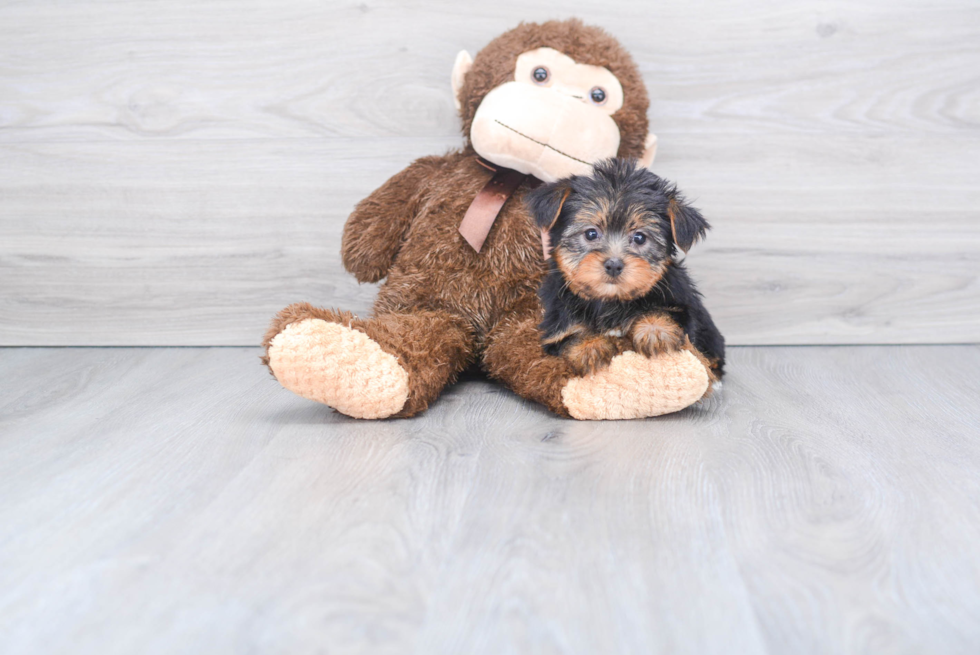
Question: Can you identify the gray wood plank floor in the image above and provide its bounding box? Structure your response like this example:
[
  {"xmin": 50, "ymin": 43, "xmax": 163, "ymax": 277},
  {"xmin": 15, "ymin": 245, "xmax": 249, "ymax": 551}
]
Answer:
[{"xmin": 1, "ymin": 346, "xmax": 978, "ymax": 654}]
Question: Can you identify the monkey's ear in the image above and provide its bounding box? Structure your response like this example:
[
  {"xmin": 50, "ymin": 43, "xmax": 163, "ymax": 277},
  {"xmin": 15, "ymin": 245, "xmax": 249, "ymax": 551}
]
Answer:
[
  {"xmin": 639, "ymin": 133, "xmax": 658, "ymax": 169},
  {"xmin": 525, "ymin": 181, "xmax": 573, "ymax": 231},
  {"xmin": 451, "ymin": 50, "xmax": 473, "ymax": 112},
  {"xmin": 667, "ymin": 194, "xmax": 709, "ymax": 254}
]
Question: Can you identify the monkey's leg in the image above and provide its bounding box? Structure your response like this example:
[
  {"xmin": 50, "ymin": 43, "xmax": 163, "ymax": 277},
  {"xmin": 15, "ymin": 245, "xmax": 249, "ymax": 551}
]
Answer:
[
  {"xmin": 263, "ymin": 303, "xmax": 474, "ymax": 419},
  {"xmin": 483, "ymin": 300, "xmax": 711, "ymax": 420},
  {"xmin": 482, "ymin": 308, "xmax": 576, "ymax": 417}
]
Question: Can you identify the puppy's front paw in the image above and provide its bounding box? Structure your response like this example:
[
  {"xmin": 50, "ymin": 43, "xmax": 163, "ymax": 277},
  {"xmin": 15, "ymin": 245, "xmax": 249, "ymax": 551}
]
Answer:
[
  {"xmin": 563, "ymin": 336, "xmax": 621, "ymax": 376},
  {"xmin": 631, "ymin": 315, "xmax": 685, "ymax": 356}
]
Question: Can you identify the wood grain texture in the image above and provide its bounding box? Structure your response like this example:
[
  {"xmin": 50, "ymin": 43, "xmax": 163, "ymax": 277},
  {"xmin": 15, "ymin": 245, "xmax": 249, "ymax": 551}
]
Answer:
[
  {"xmin": 1, "ymin": 135, "xmax": 977, "ymax": 345},
  {"xmin": 1, "ymin": 0, "xmax": 977, "ymax": 141},
  {"xmin": 1, "ymin": 0, "xmax": 978, "ymax": 345},
  {"xmin": 1, "ymin": 345, "xmax": 979, "ymax": 654}
]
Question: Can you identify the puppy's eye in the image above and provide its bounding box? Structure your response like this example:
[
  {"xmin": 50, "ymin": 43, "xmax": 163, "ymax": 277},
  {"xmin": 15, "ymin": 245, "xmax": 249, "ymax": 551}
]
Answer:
[
  {"xmin": 532, "ymin": 67, "xmax": 549, "ymax": 84},
  {"xmin": 590, "ymin": 87, "xmax": 607, "ymax": 104},
  {"xmin": 631, "ymin": 232, "xmax": 647, "ymax": 245},
  {"xmin": 584, "ymin": 228, "xmax": 599, "ymax": 241}
]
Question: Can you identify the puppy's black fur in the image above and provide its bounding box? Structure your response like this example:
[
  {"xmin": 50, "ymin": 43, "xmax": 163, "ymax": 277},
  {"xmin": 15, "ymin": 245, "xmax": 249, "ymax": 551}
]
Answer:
[{"xmin": 526, "ymin": 159, "xmax": 725, "ymax": 376}]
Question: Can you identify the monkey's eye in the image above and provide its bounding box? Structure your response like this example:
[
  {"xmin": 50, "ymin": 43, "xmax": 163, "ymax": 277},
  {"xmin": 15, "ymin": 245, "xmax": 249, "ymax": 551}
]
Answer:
[
  {"xmin": 631, "ymin": 232, "xmax": 647, "ymax": 245},
  {"xmin": 584, "ymin": 228, "xmax": 600, "ymax": 241},
  {"xmin": 532, "ymin": 67, "xmax": 550, "ymax": 84},
  {"xmin": 590, "ymin": 87, "xmax": 607, "ymax": 104}
]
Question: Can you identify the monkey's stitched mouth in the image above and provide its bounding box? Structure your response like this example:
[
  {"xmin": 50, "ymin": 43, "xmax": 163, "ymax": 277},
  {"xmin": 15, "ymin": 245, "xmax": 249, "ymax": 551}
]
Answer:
[{"xmin": 494, "ymin": 120, "xmax": 591, "ymax": 166}]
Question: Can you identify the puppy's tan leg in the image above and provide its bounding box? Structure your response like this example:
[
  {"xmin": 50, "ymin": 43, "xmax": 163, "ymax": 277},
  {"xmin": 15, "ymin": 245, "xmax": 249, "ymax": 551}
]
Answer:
[
  {"xmin": 630, "ymin": 314, "xmax": 686, "ymax": 357},
  {"xmin": 562, "ymin": 335, "xmax": 623, "ymax": 376},
  {"xmin": 540, "ymin": 323, "xmax": 586, "ymax": 352}
]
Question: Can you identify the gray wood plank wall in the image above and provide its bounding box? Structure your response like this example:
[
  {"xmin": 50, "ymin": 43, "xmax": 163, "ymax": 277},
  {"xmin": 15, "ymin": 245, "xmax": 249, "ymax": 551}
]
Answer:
[{"xmin": 1, "ymin": 0, "xmax": 978, "ymax": 346}]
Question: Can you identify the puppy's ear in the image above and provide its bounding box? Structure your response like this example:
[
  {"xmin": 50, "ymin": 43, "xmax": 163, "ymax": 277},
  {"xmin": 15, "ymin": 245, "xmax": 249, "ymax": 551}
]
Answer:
[
  {"xmin": 666, "ymin": 193, "xmax": 709, "ymax": 254},
  {"xmin": 525, "ymin": 180, "xmax": 573, "ymax": 232}
]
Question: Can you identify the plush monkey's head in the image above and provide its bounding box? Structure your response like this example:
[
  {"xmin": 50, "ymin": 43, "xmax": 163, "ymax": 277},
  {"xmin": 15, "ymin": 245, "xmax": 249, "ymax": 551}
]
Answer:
[{"xmin": 452, "ymin": 19, "xmax": 657, "ymax": 183}]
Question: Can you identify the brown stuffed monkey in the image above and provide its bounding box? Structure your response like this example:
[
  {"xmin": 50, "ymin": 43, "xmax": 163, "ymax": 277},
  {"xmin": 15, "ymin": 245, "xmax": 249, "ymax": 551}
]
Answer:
[{"xmin": 262, "ymin": 19, "xmax": 712, "ymax": 420}]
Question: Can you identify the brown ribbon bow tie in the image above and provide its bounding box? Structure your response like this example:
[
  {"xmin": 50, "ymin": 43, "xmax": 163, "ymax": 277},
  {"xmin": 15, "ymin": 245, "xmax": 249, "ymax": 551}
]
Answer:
[{"xmin": 459, "ymin": 160, "xmax": 550, "ymax": 257}]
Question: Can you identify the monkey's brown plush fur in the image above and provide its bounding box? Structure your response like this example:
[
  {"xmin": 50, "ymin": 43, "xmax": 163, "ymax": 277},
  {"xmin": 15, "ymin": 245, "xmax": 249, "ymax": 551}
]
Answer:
[{"xmin": 263, "ymin": 19, "xmax": 711, "ymax": 419}]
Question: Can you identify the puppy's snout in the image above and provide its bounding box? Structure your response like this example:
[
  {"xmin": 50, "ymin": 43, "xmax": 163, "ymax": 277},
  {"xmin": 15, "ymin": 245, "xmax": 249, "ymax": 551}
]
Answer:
[{"xmin": 604, "ymin": 258, "xmax": 624, "ymax": 278}]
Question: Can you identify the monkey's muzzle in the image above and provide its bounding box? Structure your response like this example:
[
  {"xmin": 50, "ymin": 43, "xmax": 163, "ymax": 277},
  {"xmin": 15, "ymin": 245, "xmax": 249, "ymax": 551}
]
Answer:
[{"xmin": 469, "ymin": 82, "xmax": 622, "ymax": 183}]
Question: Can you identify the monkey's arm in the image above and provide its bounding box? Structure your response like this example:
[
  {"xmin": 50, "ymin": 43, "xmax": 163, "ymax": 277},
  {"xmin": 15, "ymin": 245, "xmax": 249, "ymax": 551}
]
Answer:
[{"xmin": 341, "ymin": 155, "xmax": 447, "ymax": 283}]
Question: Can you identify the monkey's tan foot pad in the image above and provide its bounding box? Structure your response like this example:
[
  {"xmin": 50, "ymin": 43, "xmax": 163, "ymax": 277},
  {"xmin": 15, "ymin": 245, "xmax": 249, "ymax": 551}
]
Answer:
[
  {"xmin": 561, "ymin": 350, "xmax": 709, "ymax": 420},
  {"xmin": 267, "ymin": 318, "xmax": 410, "ymax": 419}
]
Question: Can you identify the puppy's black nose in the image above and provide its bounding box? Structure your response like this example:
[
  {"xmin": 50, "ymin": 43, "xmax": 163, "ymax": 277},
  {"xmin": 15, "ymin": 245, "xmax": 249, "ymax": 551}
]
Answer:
[{"xmin": 604, "ymin": 258, "xmax": 624, "ymax": 278}]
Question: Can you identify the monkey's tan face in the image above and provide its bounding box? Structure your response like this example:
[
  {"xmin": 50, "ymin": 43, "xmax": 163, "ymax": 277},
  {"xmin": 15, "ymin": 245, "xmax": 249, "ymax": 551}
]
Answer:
[{"xmin": 468, "ymin": 48, "xmax": 625, "ymax": 182}]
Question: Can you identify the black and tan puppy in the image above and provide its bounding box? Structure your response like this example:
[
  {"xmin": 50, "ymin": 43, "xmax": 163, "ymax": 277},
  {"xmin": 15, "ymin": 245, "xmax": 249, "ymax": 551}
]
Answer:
[{"xmin": 527, "ymin": 159, "xmax": 725, "ymax": 379}]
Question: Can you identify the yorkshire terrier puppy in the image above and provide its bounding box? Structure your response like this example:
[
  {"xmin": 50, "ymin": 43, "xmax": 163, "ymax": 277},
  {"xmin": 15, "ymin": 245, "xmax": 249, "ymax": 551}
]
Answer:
[{"xmin": 526, "ymin": 159, "xmax": 725, "ymax": 380}]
